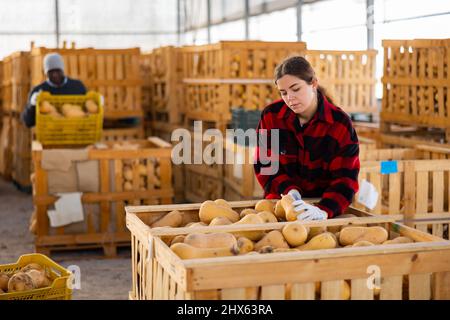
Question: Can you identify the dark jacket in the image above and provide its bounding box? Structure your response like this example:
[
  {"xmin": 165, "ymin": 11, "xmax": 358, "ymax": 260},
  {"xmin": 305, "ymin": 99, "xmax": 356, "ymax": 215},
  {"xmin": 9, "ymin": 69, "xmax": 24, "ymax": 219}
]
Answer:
[
  {"xmin": 254, "ymin": 91, "xmax": 360, "ymax": 218},
  {"xmin": 21, "ymin": 77, "xmax": 87, "ymax": 128}
]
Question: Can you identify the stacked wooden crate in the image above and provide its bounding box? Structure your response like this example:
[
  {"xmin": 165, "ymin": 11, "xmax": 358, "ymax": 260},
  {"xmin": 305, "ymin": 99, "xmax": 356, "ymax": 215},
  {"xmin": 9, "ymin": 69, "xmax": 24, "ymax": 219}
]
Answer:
[
  {"xmin": 0, "ymin": 51, "xmax": 32, "ymax": 188},
  {"xmin": 381, "ymin": 39, "xmax": 450, "ymax": 143},
  {"xmin": 180, "ymin": 41, "xmax": 307, "ymax": 201},
  {"xmin": 306, "ymin": 50, "xmax": 378, "ymax": 121},
  {"xmin": 30, "ymin": 45, "xmax": 145, "ymax": 141},
  {"xmin": 31, "ymin": 137, "xmax": 173, "ymax": 257},
  {"xmin": 356, "ymin": 145, "xmax": 450, "ymax": 240},
  {"xmin": 140, "ymin": 47, "xmax": 185, "ymax": 202}
]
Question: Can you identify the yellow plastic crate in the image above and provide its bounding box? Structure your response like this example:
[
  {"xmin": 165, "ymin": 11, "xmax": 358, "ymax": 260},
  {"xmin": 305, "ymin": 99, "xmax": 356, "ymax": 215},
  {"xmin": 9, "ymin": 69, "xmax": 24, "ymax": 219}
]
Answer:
[
  {"xmin": 0, "ymin": 254, "xmax": 73, "ymax": 300},
  {"xmin": 36, "ymin": 91, "xmax": 103, "ymax": 145}
]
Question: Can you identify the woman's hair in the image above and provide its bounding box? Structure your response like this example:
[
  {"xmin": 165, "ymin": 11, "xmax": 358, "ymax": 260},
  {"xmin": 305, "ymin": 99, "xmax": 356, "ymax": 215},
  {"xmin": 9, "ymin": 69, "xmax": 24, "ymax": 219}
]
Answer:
[{"xmin": 274, "ymin": 56, "xmax": 335, "ymax": 105}]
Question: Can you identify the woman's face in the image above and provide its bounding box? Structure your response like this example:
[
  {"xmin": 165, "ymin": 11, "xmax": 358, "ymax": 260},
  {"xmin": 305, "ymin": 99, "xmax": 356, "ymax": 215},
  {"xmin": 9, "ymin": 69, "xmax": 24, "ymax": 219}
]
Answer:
[{"xmin": 276, "ymin": 74, "xmax": 317, "ymax": 115}]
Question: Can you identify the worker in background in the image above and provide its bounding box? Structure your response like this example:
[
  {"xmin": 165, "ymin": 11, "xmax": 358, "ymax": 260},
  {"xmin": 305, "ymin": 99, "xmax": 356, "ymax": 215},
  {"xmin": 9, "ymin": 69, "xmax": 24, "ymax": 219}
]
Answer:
[
  {"xmin": 254, "ymin": 56, "xmax": 360, "ymax": 221},
  {"xmin": 21, "ymin": 52, "xmax": 87, "ymax": 128}
]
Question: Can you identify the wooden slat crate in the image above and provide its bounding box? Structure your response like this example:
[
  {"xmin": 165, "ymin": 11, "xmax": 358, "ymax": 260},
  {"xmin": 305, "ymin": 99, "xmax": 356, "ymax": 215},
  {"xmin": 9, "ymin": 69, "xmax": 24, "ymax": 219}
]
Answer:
[
  {"xmin": 30, "ymin": 46, "xmax": 143, "ymax": 119},
  {"xmin": 181, "ymin": 41, "xmax": 306, "ymax": 79},
  {"xmin": 381, "ymin": 39, "xmax": 450, "ymax": 141},
  {"xmin": 356, "ymin": 160, "xmax": 450, "ymax": 228},
  {"xmin": 125, "ymin": 200, "xmax": 374, "ymax": 300},
  {"xmin": 126, "ymin": 202, "xmax": 450, "ymax": 300},
  {"xmin": 184, "ymin": 80, "xmax": 278, "ymax": 123},
  {"xmin": 139, "ymin": 52, "xmax": 152, "ymax": 116},
  {"xmin": 305, "ymin": 50, "xmax": 377, "ymax": 116},
  {"xmin": 0, "ymin": 116, "xmax": 13, "ymax": 179},
  {"xmin": 1, "ymin": 51, "xmax": 31, "ymax": 115},
  {"xmin": 183, "ymin": 129, "xmax": 224, "ymax": 180},
  {"xmin": 359, "ymin": 148, "xmax": 419, "ymax": 161},
  {"xmin": 354, "ymin": 121, "xmax": 380, "ymax": 142},
  {"xmin": 380, "ymin": 132, "xmax": 449, "ymax": 149},
  {"xmin": 147, "ymin": 46, "xmax": 183, "ymax": 125},
  {"xmin": 359, "ymin": 136, "xmax": 378, "ymax": 152},
  {"xmin": 102, "ymin": 126, "xmax": 145, "ymax": 142},
  {"xmin": 11, "ymin": 116, "xmax": 32, "ymax": 189},
  {"xmin": 31, "ymin": 137, "xmax": 173, "ymax": 256},
  {"xmin": 223, "ymin": 139, "xmax": 263, "ymax": 199},
  {"xmin": 415, "ymin": 144, "xmax": 450, "ymax": 159},
  {"xmin": 184, "ymin": 167, "xmax": 223, "ymax": 203}
]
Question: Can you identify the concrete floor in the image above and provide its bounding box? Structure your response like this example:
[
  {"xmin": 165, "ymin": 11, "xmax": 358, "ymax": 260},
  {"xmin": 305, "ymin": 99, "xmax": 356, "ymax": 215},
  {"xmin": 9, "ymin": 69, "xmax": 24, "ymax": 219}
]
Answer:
[{"xmin": 0, "ymin": 177, "xmax": 131, "ymax": 300}]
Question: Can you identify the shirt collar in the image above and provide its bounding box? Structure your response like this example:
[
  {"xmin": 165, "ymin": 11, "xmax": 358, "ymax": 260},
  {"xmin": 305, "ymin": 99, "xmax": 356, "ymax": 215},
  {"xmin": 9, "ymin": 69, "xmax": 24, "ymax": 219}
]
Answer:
[{"xmin": 46, "ymin": 76, "xmax": 68, "ymax": 88}]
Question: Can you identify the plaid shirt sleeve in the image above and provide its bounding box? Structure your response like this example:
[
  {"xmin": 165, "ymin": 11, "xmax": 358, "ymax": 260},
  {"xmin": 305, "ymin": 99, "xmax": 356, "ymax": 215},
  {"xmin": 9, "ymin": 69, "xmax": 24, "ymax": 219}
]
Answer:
[
  {"xmin": 316, "ymin": 124, "xmax": 360, "ymax": 218},
  {"xmin": 254, "ymin": 112, "xmax": 299, "ymax": 199}
]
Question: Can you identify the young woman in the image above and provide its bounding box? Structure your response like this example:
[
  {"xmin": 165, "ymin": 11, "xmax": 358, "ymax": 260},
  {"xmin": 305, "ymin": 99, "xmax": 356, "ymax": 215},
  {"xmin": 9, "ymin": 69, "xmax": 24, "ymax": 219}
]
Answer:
[{"xmin": 254, "ymin": 56, "xmax": 360, "ymax": 221}]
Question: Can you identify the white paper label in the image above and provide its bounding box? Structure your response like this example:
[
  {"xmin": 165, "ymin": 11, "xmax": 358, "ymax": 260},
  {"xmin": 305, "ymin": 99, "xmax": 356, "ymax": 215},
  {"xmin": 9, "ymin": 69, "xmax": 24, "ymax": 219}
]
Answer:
[
  {"xmin": 357, "ymin": 179, "xmax": 379, "ymax": 210},
  {"xmin": 48, "ymin": 192, "xmax": 85, "ymax": 227}
]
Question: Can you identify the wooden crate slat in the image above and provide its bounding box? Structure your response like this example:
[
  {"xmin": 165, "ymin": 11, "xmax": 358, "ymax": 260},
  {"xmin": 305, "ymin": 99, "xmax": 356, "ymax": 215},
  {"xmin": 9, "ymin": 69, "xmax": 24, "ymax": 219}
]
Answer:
[
  {"xmin": 380, "ymin": 275, "xmax": 403, "ymax": 300},
  {"xmin": 351, "ymin": 278, "xmax": 374, "ymax": 300},
  {"xmin": 290, "ymin": 282, "xmax": 315, "ymax": 300},
  {"xmin": 321, "ymin": 280, "xmax": 343, "ymax": 300},
  {"xmin": 260, "ymin": 284, "xmax": 285, "ymax": 300},
  {"xmin": 409, "ymin": 273, "xmax": 432, "ymax": 300}
]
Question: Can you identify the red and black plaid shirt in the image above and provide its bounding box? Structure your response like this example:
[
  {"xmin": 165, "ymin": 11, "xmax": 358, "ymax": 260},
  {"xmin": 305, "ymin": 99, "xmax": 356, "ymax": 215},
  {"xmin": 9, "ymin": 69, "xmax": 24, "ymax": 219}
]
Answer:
[{"xmin": 254, "ymin": 92, "xmax": 360, "ymax": 218}]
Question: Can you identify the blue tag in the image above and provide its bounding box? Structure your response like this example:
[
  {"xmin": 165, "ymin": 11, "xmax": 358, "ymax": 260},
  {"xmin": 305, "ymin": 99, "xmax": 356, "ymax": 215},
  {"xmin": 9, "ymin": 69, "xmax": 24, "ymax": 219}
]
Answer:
[{"xmin": 380, "ymin": 161, "xmax": 398, "ymax": 174}]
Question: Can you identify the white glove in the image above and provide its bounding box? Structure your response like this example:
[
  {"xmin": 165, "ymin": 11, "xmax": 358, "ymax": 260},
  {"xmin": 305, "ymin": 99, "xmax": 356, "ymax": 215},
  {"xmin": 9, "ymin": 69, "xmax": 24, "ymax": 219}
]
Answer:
[
  {"xmin": 100, "ymin": 95, "xmax": 105, "ymax": 106},
  {"xmin": 296, "ymin": 203, "xmax": 328, "ymax": 221},
  {"xmin": 30, "ymin": 90, "xmax": 42, "ymax": 105},
  {"xmin": 287, "ymin": 189, "xmax": 305, "ymax": 213}
]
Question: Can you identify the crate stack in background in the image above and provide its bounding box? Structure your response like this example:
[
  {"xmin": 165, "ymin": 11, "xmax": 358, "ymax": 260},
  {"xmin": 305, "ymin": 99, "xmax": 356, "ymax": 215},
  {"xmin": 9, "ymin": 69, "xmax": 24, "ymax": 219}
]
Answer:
[
  {"xmin": 180, "ymin": 41, "xmax": 307, "ymax": 202},
  {"xmin": 30, "ymin": 44, "xmax": 145, "ymax": 142},
  {"xmin": 381, "ymin": 39, "xmax": 450, "ymax": 146},
  {"xmin": 0, "ymin": 51, "xmax": 32, "ymax": 190},
  {"xmin": 140, "ymin": 46, "xmax": 185, "ymax": 202},
  {"xmin": 306, "ymin": 49, "xmax": 378, "ymax": 122}
]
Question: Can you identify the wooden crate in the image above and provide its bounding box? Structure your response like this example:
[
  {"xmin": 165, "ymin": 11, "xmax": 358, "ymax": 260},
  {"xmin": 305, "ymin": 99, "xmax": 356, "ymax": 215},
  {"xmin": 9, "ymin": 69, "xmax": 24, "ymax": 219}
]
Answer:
[
  {"xmin": 380, "ymin": 133, "xmax": 450, "ymax": 155},
  {"xmin": 381, "ymin": 39, "xmax": 450, "ymax": 141},
  {"xmin": 125, "ymin": 200, "xmax": 374, "ymax": 300},
  {"xmin": 359, "ymin": 136, "xmax": 378, "ymax": 152},
  {"xmin": 148, "ymin": 46, "xmax": 184, "ymax": 125},
  {"xmin": 359, "ymin": 148, "xmax": 420, "ymax": 161},
  {"xmin": 415, "ymin": 144, "xmax": 450, "ymax": 159},
  {"xmin": 356, "ymin": 159, "xmax": 450, "ymax": 226},
  {"xmin": 181, "ymin": 41, "xmax": 306, "ymax": 79},
  {"xmin": 223, "ymin": 139, "xmax": 263, "ymax": 199},
  {"xmin": 184, "ymin": 80, "xmax": 277, "ymax": 123},
  {"xmin": 0, "ymin": 116, "xmax": 13, "ymax": 179},
  {"xmin": 146, "ymin": 124, "xmax": 187, "ymax": 204},
  {"xmin": 126, "ymin": 203, "xmax": 450, "ymax": 300},
  {"xmin": 139, "ymin": 52, "xmax": 153, "ymax": 116},
  {"xmin": 305, "ymin": 50, "xmax": 377, "ymax": 116},
  {"xmin": 102, "ymin": 126, "xmax": 145, "ymax": 142},
  {"xmin": 30, "ymin": 46, "xmax": 143, "ymax": 119},
  {"xmin": 31, "ymin": 137, "xmax": 173, "ymax": 256},
  {"xmin": 184, "ymin": 167, "xmax": 223, "ymax": 202},
  {"xmin": 1, "ymin": 51, "xmax": 31, "ymax": 115},
  {"xmin": 11, "ymin": 116, "xmax": 32, "ymax": 188}
]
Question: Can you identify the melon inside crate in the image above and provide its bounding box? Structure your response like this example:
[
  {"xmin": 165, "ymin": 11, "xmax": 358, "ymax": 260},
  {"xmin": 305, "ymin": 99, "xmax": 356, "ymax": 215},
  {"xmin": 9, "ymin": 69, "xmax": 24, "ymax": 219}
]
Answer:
[{"xmin": 126, "ymin": 199, "xmax": 450, "ymax": 300}]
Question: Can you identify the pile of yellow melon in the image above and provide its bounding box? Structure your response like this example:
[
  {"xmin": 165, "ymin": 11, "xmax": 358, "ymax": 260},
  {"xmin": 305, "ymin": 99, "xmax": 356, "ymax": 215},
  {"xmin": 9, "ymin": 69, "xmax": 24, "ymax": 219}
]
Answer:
[
  {"xmin": 0, "ymin": 263, "xmax": 52, "ymax": 294},
  {"xmin": 39, "ymin": 99, "xmax": 99, "ymax": 118}
]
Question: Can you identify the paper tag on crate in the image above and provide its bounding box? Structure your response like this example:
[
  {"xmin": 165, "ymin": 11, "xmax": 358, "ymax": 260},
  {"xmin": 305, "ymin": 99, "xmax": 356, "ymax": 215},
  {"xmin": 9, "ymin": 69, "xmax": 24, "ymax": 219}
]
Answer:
[
  {"xmin": 48, "ymin": 192, "xmax": 85, "ymax": 227},
  {"xmin": 357, "ymin": 179, "xmax": 379, "ymax": 210},
  {"xmin": 380, "ymin": 161, "xmax": 398, "ymax": 174}
]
